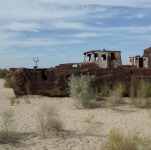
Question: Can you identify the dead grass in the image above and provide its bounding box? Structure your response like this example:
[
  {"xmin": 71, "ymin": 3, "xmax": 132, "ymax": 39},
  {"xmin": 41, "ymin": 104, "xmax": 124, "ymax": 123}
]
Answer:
[
  {"xmin": 131, "ymin": 79, "xmax": 151, "ymax": 108},
  {"xmin": 106, "ymin": 82, "xmax": 126, "ymax": 109},
  {"xmin": 102, "ymin": 129, "xmax": 151, "ymax": 150}
]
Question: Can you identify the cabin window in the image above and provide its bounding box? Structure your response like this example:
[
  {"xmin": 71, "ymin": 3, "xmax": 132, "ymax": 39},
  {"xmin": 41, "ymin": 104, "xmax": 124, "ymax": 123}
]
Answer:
[
  {"xmin": 94, "ymin": 53, "xmax": 98, "ymax": 61},
  {"xmin": 102, "ymin": 55, "xmax": 106, "ymax": 61},
  {"xmin": 130, "ymin": 59, "xmax": 133, "ymax": 63},
  {"xmin": 139, "ymin": 57, "xmax": 143, "ymax": 68},
  {"xmin": 87, "ymin": 54, "xmax": 91, "ymax": 61},
  {"xmin": 111, "ymin": 53, "xmax": 116, "ymax": 60}
]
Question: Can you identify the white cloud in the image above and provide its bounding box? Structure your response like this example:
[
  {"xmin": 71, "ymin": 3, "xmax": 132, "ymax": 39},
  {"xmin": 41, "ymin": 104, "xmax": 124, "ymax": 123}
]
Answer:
[
  {"xmin": 73, "ymin": 32, "xmax": 116, "ymax": 38},
  {"xmin": 1, "ymin": 0, "xmax": 150, "ymax": 22},
  {"xmin": 74, "ymin": 32, "xmax": 98, "ymax": 38},
  {"xmin": 1, "ymin": 24, "xmax": 151, "ymax": 49},
  {"xmin": 136, "ymin": 13, "xmax": 145, "ymax": 19},
  {"xmin": 42, "ymin": 0, "xmax": 151, "ymax": 8},
  {"xmin": 4, "ymin": 22, "xmax": 40, "ymax": 32},
  {"xmin": 0, "ymin": 1, "xmax": 88, "ymax": 21},
  {"xmin": 0, "ymin": 36, "xmax": 83, "ymax": 48},
  {"xmin": 90, "ymin": 26, "xmax": 151, "ymax": 34},
  {"xmin": 53, "ymin": 21, "xmax": 87, "ymax": 30}
]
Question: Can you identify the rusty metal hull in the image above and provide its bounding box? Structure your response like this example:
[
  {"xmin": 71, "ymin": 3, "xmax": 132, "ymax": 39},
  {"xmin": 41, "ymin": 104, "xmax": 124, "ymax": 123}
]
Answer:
[{"xmin": 9, "ymin": 63, "xmax": 151, "ymax": 97}]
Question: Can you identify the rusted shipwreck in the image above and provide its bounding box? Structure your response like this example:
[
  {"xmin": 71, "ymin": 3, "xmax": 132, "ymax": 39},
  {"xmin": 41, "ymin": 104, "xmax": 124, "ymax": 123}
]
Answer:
[{"xmin": 10, "ymin": 47, "xmax": 151, "ymax": 97}]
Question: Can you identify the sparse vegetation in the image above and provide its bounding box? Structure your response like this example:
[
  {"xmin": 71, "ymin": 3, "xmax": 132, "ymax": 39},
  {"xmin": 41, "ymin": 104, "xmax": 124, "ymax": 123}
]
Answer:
[
  {"xmin": 0, "ymin": 69, "xmax": 13, "ymax": 88},
  {"xmin": 0, "ymin": 69, "xmax": 9, "ymax": 78},
  {"xmin": 102, "ymin": 129, "xmax": 151, "ymax": 150},
  {"xmin": 84, "ymin": 122, "xmax": 102, "ymax": 136},
  {"xmin": 83, "ymin": 113, "xmax": 102, "ymax": 136},
  {"xmin": 95, "ymin": 84, "xmax": 112, "ymax": 101},
  {"xmin": 37, "ymin": 105, "xmax": 63, "ymax": 138},
  {"xmin": 24, "ymin": 99, "xmax": 31, "ymax": 104},
  {"xmin": 68, "ymin": 74, "xmax": 94, "ymax": 108},
  {"xmin": 9, "ymin": 97, "xmax": 21, "ymax": 106},
  {"xmin": 15, "ymin": 99, "xmax": 20, "ymax": 104},
  {"xmin": 4, "ymin": 77, "xmax": 13, "ymax": 88},
  {"xmin": 131, "ymin": 79, "xmax": 151, "ymax": 108},
  {"xmin": 1, "ymin": 109, "xmax": 15, "ymax": 133},
  {"xmin": 99, "ymin": 84, "xmax": 112, "ymax": 98},
  {"xmin": 0, "ymin": 109, "xmax": 16, "ymax": 144},
  {"xmin": 9, "ymin": 97, "xmax": 16, "ymax": 106},
  {"xmin": 106, "ymin": 82, "xmax": 126, "ymax": 109}
]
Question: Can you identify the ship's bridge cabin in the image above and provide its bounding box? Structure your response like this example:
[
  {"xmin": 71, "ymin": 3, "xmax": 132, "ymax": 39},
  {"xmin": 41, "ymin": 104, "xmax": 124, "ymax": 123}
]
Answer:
[
  {"xmin": 128, "ymin": 56, "xmax": 148, "ymax": 68},
  {"xmin": 83, "ymin": 50, "xmax": 122, "ymax": 68},
  {"xmin": 128, "ymin": 47, "xmax": 151, "ymax": 68}
]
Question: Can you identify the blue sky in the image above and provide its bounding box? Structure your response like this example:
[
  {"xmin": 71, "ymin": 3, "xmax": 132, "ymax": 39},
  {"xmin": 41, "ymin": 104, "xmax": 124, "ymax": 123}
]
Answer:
[{"xmin": 0, "ymin": 0, "xmax": 151, "ymax": 68}]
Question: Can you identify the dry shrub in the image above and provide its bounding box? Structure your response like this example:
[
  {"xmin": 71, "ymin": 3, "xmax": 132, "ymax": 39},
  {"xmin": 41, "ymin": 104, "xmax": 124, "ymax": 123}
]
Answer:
[
  {"xmin": 102, "ymin": 129, "xmax": 151, "ymax": 150},
  {"xmin": 95, "ymin": 84, "xmax": 112, "ymax": 101},
  {"xmin": 37, "ymin": 105, "xmax": 63, "ymax": 138},
  {"xmin": 9, "ymin": 97, "xmax": 20, "ymax": 106},
  {"xmin": 99, "ymin": 84, "xmax": 112, "ymax": 98},
  {"xmin": 131, "ymin": 79, "xmax": 151, "ymax": 108},
  {"xmin": 106, "ymin": 82, "xmax": 126, "ymax": 109},
  {"xmin": 9, "ymin": 97, "xmax": 16, "ymax": 106},
  {"xmin": 24, "ymin": 99, "xmax": 31, "ymax": 104},
  {"xmin": 68, "ymin": 74, "xmax": 94, "ymax": 108}
]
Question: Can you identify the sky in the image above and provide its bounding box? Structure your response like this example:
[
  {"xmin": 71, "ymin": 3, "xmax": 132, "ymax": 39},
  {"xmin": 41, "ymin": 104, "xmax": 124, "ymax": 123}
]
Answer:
[{"xmin": 0, "ymin": 0, "xmax": 151, "ymax": 68}]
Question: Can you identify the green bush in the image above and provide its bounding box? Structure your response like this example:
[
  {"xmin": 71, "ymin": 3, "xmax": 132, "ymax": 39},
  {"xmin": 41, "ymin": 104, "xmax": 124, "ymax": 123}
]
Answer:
[
  {"xmin": 99, "ymin": 84, "xmax": 112, "ymax": 97},
  {"xmin": 0, "ymin": 69, "xmax": 9, "ymax": 78},
  {"xmin": 4, "ymin": 77, "xmax": 13, "ymax": 88},
  {"xmin": 68, "ymin": 74, "xmax": 94, "ymax": 108},
  {"xmin": 102, "ymin": 129, "xmax": 151, "ymax": 150}
]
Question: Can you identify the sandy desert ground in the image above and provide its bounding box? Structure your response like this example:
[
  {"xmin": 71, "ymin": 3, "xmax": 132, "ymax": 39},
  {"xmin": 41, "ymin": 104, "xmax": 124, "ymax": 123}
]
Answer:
[{"xmin": 0, "ymin": 79, "xmax": 151, "ymax": 150}]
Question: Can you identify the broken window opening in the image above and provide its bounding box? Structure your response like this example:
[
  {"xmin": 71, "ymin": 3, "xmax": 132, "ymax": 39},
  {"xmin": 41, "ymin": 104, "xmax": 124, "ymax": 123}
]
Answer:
[
  {"xmin": 139, "ymin": 57, "xmax": 143, "ymax": 68},
  {"xmin": 94, "ymin": 53, "xmax": 98, "ymax": 61},
  {"xmin": 111, "ymin": 53, "xmax": 116, "ymax": 60},
  {"xmin": 102, "ymin": 55, "xmax": 106, "ymax": 61},
  {"xmin": 130, "ymin": 59, "xmax": 133, "ymax": 63},
  {"xmin": 87, "ymin": 54, "xmax": 91, "ymax": 61}
]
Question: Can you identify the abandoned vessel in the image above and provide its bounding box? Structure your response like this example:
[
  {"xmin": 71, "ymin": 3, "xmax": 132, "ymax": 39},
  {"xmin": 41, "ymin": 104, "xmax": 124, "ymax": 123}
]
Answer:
[{"xmin": 10, "ymin": 47, "xmax": 151, "ymax": 97}]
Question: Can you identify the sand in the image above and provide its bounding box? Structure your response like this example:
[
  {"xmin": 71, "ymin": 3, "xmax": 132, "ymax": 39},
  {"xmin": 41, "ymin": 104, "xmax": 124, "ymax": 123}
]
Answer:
[{"xmin": 0, "ymin": 79, "xmax": 151, "ymax": 150}]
